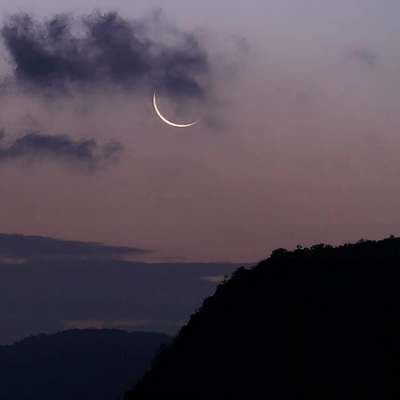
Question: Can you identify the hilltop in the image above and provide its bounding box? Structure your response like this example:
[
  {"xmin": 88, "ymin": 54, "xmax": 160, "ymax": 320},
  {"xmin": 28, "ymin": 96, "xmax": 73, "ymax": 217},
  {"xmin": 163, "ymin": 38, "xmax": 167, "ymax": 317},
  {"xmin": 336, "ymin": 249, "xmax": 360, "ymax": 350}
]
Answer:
[{"xmin": 123, "ymin": 236, "xmax": 400, "ymax": 399}]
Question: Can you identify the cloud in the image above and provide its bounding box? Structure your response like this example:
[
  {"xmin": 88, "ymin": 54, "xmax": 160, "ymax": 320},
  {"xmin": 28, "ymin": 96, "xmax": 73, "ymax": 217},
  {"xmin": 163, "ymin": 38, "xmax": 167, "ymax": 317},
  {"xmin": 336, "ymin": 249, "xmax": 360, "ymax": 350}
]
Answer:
[
  {"xmin": 201, "ymin": 275, "xmax": 226, "ymax": 283},
  {"xmin": 0, "ymin": 130, "xmax": 123, "ymax": 170},
  {"xmin": 0, "ymin": 233, "xmax": 148, "ymax": 260},
  {"xmin": 0, "ymin": 249, "xmax": 247, "ymax": 343},
  {"xmin": 350, "ymin": 48, "xmax": 378, "ymax": 66},
  {"xmin": 62, "ymin": 319, "xmax": 149, "ymax": 330},
  {"xmin": 109, "ymin": 319, "xmax": 148, "ymax": 328},
  {"xmin": 1, "ymin": 11, "xmax": 210, "ymax": 99}
]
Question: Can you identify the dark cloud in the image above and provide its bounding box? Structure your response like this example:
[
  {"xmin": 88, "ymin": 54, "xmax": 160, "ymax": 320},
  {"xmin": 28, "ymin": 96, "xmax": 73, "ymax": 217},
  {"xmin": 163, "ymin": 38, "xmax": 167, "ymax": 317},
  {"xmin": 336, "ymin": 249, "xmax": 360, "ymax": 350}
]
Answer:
[
  {"xmin": 0, "ymin": 245, "xmax": 249, "ymax": 343},
  {"xmin": 0, "ymin": 233, "xmax": 148, "ymax": 260},
  {"xmin": 1, "ymin": 12, "xmax": 209, "ymax": 98},
  {"xmin": 0, "ymin": 130, "xmax": 123, "ymax": 170}
]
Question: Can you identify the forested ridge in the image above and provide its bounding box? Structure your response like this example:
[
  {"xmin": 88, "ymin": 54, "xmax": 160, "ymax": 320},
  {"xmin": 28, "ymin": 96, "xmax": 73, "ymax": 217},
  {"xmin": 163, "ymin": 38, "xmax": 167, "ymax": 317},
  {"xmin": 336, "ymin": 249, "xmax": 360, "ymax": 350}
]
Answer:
[{"xmin": 123, "ymin": 236, "xmax": 400, "ymax": 399}]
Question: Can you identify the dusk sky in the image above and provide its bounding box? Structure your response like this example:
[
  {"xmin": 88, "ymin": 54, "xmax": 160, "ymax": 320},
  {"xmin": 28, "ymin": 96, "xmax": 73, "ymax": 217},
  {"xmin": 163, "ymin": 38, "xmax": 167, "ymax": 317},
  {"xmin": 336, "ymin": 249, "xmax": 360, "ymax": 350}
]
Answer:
[{"xmin": 0, "ymin": 1, "xmax": 399, "ymax": 343}]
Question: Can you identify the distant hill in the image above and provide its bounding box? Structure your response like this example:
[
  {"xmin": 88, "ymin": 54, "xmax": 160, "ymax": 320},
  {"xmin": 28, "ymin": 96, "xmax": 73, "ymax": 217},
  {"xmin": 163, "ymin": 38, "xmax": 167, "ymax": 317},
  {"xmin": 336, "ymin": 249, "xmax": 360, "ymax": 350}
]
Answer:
[
  {"xmin": 123, "ymin": 236, "xmax": 400, "ymax": 399},
  {"xmin": 0, "ymin": 329, "xmax": 171, "ymax": 400}
]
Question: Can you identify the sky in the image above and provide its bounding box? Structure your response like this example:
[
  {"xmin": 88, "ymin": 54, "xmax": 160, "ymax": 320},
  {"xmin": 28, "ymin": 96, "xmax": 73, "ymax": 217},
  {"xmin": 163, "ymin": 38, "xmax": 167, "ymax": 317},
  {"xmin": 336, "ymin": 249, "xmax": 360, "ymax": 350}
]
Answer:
[{"xmin": 0, "ymin": 1, "xmax": 399, "ymax": 343}]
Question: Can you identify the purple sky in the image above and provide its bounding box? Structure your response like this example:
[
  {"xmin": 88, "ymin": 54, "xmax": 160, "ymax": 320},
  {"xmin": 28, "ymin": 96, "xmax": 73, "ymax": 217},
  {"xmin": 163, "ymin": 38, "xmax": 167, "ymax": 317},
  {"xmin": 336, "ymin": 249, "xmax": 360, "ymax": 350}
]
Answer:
[
  {"xmin": 0, "ymin": 1, "xmax": 399, "ymax": 263},
  {"xmin": 0, "ymin": 1, "xmax": 399, "ymax": 342}
]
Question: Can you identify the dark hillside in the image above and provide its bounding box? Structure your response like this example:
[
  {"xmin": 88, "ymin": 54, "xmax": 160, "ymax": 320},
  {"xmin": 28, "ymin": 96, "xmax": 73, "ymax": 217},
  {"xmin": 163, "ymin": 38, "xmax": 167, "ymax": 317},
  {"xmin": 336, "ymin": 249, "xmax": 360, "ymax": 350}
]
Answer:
[
  {"xmin": 0, "ymin": 329, "xmax": 171, "ymax": 400},
  {"xmin": 123, "ymin": 237, "xmax": 400, "ymax": 399}
]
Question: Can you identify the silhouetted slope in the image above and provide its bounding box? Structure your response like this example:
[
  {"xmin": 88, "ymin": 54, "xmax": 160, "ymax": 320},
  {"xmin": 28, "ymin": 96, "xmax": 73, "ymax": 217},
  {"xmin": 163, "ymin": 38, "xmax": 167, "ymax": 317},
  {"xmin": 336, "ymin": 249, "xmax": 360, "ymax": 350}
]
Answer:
[
  {"xmin": 0, "ymin": 329, "xmax": 171, "ymax": 400},
  {"xmin": 123, "ymin": 237, "xmax": 400, "ymax": 400}
]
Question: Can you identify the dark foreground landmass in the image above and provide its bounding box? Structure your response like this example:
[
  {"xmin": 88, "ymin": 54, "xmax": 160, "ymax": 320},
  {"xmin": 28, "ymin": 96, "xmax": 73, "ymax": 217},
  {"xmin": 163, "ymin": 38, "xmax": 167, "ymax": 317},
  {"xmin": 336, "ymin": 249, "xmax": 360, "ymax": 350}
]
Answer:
[
  {"xmin": 0, "ymin": 329, "xmax": 171, "ymax": 400},
  {"xmin": 123, "ymin": 236, "xmax": 400, "ymax": 400}
]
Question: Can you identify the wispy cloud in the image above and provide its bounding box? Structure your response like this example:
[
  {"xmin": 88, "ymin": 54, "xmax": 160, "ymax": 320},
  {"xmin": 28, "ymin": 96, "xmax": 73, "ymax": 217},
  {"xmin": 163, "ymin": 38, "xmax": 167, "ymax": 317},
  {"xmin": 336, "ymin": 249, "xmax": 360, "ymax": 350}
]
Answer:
[
  {"xmin": 201, "ymin": 275, "xmax": 226, "ymax": 283},
  {"xmin": 0, "ymin": 130, "xmax": 123, "ymax": 170},
  {"xmin": 347, "ymin": 47, "xmax": 378, "ymax": 66},
  {"xmin": 0, "ymin": 232, "xmax": 148, "ymax": 260}
]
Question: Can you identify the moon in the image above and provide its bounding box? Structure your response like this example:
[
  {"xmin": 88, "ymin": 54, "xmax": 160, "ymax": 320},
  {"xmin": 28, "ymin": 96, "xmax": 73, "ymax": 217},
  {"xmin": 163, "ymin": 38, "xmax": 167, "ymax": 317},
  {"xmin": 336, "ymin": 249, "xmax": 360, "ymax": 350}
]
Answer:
[{"xmin": 152, "ymin": 91, "xmax": 200, "ymax": 128}]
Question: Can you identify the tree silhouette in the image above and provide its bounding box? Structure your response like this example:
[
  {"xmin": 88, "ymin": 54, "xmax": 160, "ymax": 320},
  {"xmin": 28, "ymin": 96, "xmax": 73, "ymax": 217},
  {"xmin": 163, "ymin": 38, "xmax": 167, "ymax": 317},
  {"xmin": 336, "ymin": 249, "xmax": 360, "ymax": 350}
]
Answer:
[{"xmin": 123, "ymin": 236, "xmax": 400, "ymax": 399}]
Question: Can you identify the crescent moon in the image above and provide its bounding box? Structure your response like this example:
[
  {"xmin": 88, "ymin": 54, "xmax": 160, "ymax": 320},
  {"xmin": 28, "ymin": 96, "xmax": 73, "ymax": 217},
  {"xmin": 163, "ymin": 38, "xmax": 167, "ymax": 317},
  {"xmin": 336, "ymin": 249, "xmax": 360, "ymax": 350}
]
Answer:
[{"xmin": 153, "ymin": 91, "xmax": 199, "ymax": 128}]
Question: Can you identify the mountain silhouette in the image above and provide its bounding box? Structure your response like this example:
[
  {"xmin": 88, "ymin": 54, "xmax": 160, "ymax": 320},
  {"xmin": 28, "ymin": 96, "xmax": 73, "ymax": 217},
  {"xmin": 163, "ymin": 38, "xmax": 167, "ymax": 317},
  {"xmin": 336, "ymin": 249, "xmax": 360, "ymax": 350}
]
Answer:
[
  {"xmin": 0, "ymin": 329, "xmax": 171, "ymax": 400},
  {"xmin": 123, "ymin": 236, "xmax": 400, "ymax": 399}
]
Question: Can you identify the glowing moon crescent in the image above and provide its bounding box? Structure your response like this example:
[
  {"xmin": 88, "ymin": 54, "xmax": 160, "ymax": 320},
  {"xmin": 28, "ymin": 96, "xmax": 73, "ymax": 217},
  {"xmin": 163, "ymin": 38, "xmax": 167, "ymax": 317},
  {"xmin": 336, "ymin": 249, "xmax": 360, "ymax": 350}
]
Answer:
[{"xmin": 153, "ymin": 91, "xmax": 199, "ymax": 128}]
